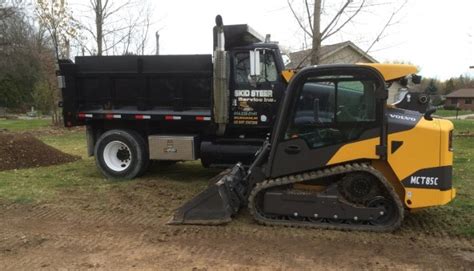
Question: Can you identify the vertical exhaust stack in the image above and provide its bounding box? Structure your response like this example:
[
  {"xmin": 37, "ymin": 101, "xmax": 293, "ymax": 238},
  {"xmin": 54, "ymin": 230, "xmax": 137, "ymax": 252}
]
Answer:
[
  {"xmin": 155, "ymin": 31, "xmax": 160, "ymax": 55},
  {"xmin": 213, "ymin": 15, "xmax": 229, "ymax": 135}
]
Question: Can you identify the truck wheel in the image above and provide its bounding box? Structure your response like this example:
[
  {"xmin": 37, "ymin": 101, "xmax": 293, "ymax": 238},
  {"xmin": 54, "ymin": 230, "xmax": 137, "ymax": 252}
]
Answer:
[{"xmin": 95, "ymin": 129, "xmax": 149, "ymax": 179}]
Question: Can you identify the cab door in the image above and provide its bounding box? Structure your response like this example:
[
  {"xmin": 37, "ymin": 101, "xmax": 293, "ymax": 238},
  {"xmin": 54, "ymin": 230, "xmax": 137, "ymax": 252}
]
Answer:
[
  {"xmin": 230, "ymin": 49, "xmax": 285, "ymax": 128},
  {"xmin": 268, "ymin": 66, "xmax": 387, "ymax": 178}
]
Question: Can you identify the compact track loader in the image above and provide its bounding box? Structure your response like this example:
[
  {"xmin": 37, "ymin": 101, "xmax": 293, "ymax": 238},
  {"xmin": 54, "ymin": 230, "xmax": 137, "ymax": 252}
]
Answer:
[{"xmin": 169, "ymin": 63, "xmax": 456, "ymax": 232}]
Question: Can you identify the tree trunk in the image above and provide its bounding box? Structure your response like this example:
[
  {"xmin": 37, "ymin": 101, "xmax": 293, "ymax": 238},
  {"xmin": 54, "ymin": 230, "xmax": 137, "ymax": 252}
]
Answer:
[
  {"xmin": 95, "ymin": 0, "xmax": 103, "ymax": 56},
  {"xmin": 311, "ymin": 0, "xmax": 322, "ymax": 65}
]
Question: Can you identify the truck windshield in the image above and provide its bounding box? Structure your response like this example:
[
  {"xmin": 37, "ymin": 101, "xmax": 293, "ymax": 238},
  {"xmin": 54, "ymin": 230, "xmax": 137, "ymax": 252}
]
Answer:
[{"xmin": 234, "ymin": 50, "xmax": 278, "ymax": 86}]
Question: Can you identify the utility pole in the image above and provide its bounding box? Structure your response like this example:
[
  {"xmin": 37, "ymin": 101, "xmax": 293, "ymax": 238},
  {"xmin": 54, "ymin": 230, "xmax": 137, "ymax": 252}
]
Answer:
[{"xmin": 155, "ymin": 31, "xmax": 160, "ymax": 55}]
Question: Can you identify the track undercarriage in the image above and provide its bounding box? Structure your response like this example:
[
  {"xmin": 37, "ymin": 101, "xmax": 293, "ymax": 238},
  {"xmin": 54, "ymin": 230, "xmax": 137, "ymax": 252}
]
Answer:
[
  {"xmin": 248, "ymin": 163, "xmax": 404, "ymax": 232},
  {"xmin": 170, "ymin": 162, "xmax": 404, "ymax": 232}
]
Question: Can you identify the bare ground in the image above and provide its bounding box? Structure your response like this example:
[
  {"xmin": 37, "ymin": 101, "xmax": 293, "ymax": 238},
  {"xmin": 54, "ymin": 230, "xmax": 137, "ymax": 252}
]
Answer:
[{"xmin": 1, "ymin": 178, "xmax": 473, "ymax": 270}]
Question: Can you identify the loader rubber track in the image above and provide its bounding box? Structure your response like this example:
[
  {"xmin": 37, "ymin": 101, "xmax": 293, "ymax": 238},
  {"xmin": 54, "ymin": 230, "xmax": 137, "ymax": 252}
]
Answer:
[{"xmin": 248, "ymin": 163, "xmax": 404, "ymax": 232}]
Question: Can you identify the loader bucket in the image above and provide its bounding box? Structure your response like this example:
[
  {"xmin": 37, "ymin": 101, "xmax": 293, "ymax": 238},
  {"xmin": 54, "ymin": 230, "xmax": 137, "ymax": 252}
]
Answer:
[{"xmin": 168, "ymin": 164, "xmax": 247, "ymax": 225}]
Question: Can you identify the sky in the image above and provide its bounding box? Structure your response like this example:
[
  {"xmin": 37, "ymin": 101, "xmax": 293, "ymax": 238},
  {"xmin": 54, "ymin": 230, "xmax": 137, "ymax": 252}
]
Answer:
[{"xmin": 73, "ymin": 0, "xmax": 474, "ymax": 80}]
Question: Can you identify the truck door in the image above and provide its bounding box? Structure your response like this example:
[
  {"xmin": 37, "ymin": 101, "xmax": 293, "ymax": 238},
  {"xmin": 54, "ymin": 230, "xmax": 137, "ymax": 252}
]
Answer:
[
  {"xmin": 230, "ymin": 49, "xmax": 284, "ymax": 128},
  {"xmin": 268, "ymin": 66, "xmax": 387, "ymax": 178}
]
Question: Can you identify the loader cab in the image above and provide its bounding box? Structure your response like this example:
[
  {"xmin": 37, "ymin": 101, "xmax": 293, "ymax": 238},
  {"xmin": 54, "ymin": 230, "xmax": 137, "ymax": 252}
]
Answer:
[
  {"xmin": 228, "ymin": 44, "xmax": 287, "ymax": 130},
  {"xmin": 268, "ymin": 65, "xmax": 387, "ymax": 178}
]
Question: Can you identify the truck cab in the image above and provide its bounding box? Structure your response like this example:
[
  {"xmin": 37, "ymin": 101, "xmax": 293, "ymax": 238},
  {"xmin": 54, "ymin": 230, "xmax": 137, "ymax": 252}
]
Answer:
[
  {"xmin": 200, "ymin": 20, "xmax": 288, "ymax": 167},
  {"xmin": 211, "ymin": 20, "xmax": 287, "ymax": 135}
]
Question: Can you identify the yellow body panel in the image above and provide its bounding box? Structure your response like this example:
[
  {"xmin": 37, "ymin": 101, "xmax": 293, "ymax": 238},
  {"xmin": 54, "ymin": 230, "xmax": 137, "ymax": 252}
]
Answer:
[
  {"xmin": 389, "ymin": 118, "xmax": 454, "ymax": 208},
  {"xmin": 405, "ymin": 188, "xmax": 456, "ymax": 209},
  {"xmin": 327, "ymin": 137, "xmax": 379, "ymax": 165},
  {"xmin": 281, "ymin": 69, "xmax": 296, "ymax": 83},
  {"xmin": 388, "ymin": 118, "xmax": 441, "ymax": 180},
  {"xmin": 358, "ymin": 63, "xmax": 418, "ymax": 81}
]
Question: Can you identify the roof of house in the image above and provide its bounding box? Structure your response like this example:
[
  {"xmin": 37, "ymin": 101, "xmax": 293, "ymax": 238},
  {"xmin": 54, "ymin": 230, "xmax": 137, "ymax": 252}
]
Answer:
[
  {"xmin": 286, "ymin": 41, "xmax": 377, "ymax": 69},
  {"xmin": 446, "ymin": 88, "xmax": 474, "ymax": 98}
]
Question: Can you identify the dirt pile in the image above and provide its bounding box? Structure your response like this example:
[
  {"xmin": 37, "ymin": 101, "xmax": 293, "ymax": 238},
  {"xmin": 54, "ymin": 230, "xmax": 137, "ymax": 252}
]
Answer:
[{"xmin": 0, "ymin": 132, "xmax": 80, "ymax": 171}]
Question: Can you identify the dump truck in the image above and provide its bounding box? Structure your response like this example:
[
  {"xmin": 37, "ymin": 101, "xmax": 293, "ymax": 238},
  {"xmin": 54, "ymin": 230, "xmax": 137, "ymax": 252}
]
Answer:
[
  {"xmin": 170, "ymin": 63, "xmax": 456, "ymax": 232},
  {"xmin": 58, "ymin": 15, "xmax": 432, "ymax": 182},
  {"xmin": 58, "ymin": 16, "xmax": 289, "ymax": 179}
]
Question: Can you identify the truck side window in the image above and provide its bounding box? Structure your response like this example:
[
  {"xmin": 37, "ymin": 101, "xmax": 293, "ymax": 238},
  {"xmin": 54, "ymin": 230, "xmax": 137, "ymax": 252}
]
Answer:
[
  {"xmin": 260, "ymin": 51, "xmax": 278, "ymax": 82},
  {"xmin": 286, "ymin": 77, "xmax": 378, "ymax": 149},
  {"xmin": 234, "ymin": 53, "xmax": 251, "ymax": 85},
  {"xmin": 234, "ymin": 51, "xmax": 278, "ymax": 86}
]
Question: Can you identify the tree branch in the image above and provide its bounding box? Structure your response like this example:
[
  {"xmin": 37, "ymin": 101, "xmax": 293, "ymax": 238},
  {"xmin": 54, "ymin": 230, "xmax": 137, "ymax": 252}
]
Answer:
[
  {"xmin": 359, "ymin": 0, "xmax": 407, "ymax": 60},
  {"xmin": 320, "ymin": 0, "xmax": 352, "ymax": 38},
  {"xmin": 288, "ymin": 0, "xmax": 313, "ymax": 38},
  {"xmin": 304, "ymin": 0, "xmax": 313, "ymax": 33}
]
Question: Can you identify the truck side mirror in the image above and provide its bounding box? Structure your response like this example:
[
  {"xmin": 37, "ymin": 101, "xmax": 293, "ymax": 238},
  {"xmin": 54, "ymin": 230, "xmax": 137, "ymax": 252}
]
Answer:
[{"xmin": 249, "ymin": 50, "xmax": 261, "ymax": 77}]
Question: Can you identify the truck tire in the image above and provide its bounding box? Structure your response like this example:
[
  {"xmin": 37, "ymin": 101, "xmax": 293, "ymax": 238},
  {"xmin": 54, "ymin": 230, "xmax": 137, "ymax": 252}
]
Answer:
[{"xmin": 94, "ymin": 129, "xmax": 149, "ymax": 179}]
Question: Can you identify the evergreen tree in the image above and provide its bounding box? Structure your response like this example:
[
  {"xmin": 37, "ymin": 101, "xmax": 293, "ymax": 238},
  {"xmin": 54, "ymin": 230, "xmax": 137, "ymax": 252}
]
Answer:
[{"xmin": 425, "ymin": 79, "xmax": 438, "ymax": 94}]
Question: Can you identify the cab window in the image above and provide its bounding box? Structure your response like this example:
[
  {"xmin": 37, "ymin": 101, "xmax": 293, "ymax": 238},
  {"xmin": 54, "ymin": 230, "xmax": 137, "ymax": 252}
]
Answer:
[
  {"xmin": 234, "ymin": 50, "xmax": 278, "ymax": 87},
  {"xmin": 286, "ymin": 76, "xmax": 379, "ymax": 149}
]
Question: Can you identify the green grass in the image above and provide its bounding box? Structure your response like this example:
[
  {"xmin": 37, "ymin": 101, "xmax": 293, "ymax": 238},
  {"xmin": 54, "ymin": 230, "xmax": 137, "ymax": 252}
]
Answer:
[
  {"xmin": 39, "ymin": 131, "xmax": 87, "ymax": 157},
  {"xmin": 0, "ymin": 118, "xmax": 52, "ymax": 131},
  {"xmin": 448, "ymin": 137, "xmax": 474, "ymax": 236},
  {"xmin": 435, "ymin": 109, "xmax": 473, "ymax": 117},
  {"xmin": 451, "ymin": 119, "xmax": 474, "ymax": 135},
  {"xmin": 0, "ymin": 130, "xmax": 219, "ymax": 204},
  {"xmin": 0, "ymin": 131, "xmax": 96, "ymax": 203}
]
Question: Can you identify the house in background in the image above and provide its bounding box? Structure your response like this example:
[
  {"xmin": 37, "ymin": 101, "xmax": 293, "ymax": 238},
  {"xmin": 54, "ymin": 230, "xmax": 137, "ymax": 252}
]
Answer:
[
  {"xmin": 445, "ymin": 88, "xmax": 474, "ymax": 110},
  {"xmin": 285, "ymin": 41, "xmax": 377, "ymax": 69}
]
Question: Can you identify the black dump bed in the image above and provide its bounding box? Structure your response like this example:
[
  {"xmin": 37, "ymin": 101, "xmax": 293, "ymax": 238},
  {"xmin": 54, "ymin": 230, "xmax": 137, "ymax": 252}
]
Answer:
[{"xmin": 59, "ymin": 55, "xmax": 213, "ymax": 126}]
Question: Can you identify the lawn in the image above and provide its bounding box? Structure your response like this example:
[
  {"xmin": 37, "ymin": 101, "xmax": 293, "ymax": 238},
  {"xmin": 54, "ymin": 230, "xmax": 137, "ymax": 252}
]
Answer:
[
  {"xmin": 450, "ymin": 136, "xmax": 474, "ymax": 236},
  {"xmin": 452, "ymin": 119, "xmax": 474, "ymax": 135},
  {"xmin": 0, "ymin": 119, "xmax": 473, "ymax": 237},
  {"xmin": 435, "ymin": 109, "xmax": 473, "ymax": 117},
  {"xmin": 0, "ymin": 129, "xmax": 218, "ymax": 203},
  {"xmin": 0, "ymin": 118, "xmax": 52, "ymax": 131}
]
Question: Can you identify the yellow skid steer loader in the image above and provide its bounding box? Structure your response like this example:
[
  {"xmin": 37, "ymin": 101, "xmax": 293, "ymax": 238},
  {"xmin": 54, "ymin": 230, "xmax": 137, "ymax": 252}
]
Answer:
[{"xmin": 170, "ymin": 63, "xmax": 456, "ymax": 232}]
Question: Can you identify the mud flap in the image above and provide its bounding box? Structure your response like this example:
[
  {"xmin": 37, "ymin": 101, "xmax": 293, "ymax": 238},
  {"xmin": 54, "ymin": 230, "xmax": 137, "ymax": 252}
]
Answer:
[{"xmin": 168, "ymin": 164, "xmax": 247, "ymax": 225}]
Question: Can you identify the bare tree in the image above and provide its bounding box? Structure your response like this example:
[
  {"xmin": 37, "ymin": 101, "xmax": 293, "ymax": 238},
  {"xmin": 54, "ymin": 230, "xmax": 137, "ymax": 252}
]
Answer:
[
  {"xmin": 80, "ymin": 0, "xmax": 154, "ymax": 56},
  {"xmin": 288, "ymin": 0, "xmax": 406, "ymax": 65},
  {"xmin": 359, "ymin": 0, "xmax": 407, "ymax": 60},
  {"xmin": 0, "ymin": 0, "xmax": 24, "ymax": 48},
  {"xmin": 288, "ymin": 0, "xmax": 367, "ymax": 64},
  {"xmin": 0, "ymin": 0, "xmax": 15, "ymax": 21},
  {"xmin": 35, "ymin": 0, "xmax": 78, "ymax": 124},
  {"xmin": 35, "ymin": 0, "xmax": 78, "ymax": 60}
]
